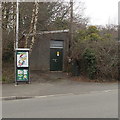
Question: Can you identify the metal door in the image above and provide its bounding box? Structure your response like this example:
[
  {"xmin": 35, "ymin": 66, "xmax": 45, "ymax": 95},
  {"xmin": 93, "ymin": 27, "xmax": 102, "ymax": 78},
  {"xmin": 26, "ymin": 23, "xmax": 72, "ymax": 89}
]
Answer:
[{"xmin": 50, "ymin": 48, "xmax": 63, "ymax": 71}]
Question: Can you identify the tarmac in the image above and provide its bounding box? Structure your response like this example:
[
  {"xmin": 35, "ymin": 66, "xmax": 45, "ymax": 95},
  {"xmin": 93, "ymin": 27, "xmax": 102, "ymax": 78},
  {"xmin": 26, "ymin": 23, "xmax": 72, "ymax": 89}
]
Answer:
[{"xmin": 1, "ymin": 71, "xmax": 118, "ymax": 100}]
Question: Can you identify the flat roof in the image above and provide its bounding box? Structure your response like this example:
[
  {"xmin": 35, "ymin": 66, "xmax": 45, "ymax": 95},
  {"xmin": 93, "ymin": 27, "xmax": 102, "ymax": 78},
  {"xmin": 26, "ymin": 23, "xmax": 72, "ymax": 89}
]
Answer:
[
  {"xmin": 15, "ymin": 48, "xmax": 30, "ymax": 51},
  {"xmin": 24, "ymin": 29, "xmax": 69, "ymax": 36}
]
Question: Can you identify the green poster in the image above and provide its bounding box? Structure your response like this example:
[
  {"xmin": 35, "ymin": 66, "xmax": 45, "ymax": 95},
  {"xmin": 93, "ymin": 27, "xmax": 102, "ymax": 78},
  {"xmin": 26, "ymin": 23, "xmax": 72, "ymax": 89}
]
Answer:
[{"xmin": 17, "ymin": 69, "xmax": 29, "ymax": 81}]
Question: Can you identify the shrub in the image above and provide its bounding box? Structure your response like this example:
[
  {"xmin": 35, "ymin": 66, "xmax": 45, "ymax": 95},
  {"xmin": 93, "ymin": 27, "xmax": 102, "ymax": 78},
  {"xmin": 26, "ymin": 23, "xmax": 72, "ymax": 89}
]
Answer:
[{"xmin": 83, "ymin": 49, "xmax": 97, "ymax": 79}]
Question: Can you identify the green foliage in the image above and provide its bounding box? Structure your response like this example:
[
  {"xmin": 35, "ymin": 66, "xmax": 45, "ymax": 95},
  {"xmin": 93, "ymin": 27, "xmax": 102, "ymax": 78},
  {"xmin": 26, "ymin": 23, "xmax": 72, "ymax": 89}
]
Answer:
[
  {"xmin": 87, "ymin": 26, "xmax": 99, "ymax": 34},
  {"xmin": 2, "ymin": 31, "xmax": 14, "ymax": 62},
  {"xmin": 72, "ymin": 25, "xmax": 118, "ymax": 81},
  {"xmin": 75, "ymin": 29, "xmax": 86, "ymax": 42},
  {"xmin": 87, "ymin": 33, "xmax": 101, "ymax": 41},
  {"xmin": 3, "ymin": 51, "xmax": 14, "ymax": 62},
  {"xmin": 2, "ymin": 63, "xmax": 15, "ymax": 83},
  {"xmin": 103, "ymin": 33, "xmax": 112, "ymax": 40},
  {"xmin": 83, "ymin": 49, "xmax": 97, "ymax": 79},
  {"xmin": 74, "ymin": 26, "xmax": 101, "ymax": 43}
]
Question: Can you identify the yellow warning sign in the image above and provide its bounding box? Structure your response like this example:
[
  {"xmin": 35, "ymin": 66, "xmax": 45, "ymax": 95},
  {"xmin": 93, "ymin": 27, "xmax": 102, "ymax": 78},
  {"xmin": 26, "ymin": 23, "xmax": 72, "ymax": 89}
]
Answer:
[{"xmin": 57, "ymin": 52, "xmax": 60, "ymax": 56}]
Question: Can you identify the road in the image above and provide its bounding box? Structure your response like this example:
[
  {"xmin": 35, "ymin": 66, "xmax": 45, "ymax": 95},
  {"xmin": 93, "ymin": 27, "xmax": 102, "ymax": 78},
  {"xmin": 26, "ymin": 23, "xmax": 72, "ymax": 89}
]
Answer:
[
  {"xmin": 2, "ymin": 81, "xmax": 118, "ymax": 97},
  {"xmin": 2, "ymin": 89, "xmax": 118, "ymax": 118}
]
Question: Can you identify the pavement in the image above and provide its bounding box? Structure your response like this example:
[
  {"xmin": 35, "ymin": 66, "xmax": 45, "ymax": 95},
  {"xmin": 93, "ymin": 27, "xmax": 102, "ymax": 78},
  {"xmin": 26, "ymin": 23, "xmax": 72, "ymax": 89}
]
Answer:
[{"xmin": 2, "ymin": 71, "xmax": 118, "ymax": 100}]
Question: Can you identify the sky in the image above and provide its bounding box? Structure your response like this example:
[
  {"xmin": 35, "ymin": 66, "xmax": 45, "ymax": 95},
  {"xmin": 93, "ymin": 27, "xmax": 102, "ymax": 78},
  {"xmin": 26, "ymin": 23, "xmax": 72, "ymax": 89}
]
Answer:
[{"xmin": 67, "ymin": 0, "xmax": 119, "ymax": 26}]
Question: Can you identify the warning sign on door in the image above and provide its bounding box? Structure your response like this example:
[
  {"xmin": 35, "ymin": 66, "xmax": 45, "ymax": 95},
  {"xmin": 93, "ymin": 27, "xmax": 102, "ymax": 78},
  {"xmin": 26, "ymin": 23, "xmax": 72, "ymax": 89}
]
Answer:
[{"xmin": 57, "ymin": 52, "xmax": 60, "ymax": 56}]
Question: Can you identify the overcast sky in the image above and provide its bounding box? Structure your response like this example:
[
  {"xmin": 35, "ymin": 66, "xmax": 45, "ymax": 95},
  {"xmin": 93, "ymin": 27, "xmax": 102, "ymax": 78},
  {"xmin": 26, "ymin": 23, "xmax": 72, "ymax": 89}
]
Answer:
[{"xmin": 68, "ymin": 0, "xmax": 119, "ymax": 26}]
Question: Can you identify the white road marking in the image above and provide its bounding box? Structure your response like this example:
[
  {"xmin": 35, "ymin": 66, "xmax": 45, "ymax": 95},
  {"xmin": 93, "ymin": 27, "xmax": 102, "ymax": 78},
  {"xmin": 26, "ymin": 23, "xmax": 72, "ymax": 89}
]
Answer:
[
  {"xmin": 1, "ymin": 89, "xmax": 118, "ymax": 101},
  {"xmin": 104, "ymin": 90, "xmax": 113, "ymax": 92}
]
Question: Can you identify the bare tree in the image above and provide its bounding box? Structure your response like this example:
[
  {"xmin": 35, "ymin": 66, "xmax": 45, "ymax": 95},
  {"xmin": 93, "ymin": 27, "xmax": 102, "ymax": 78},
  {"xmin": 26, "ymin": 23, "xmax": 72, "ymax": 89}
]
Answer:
[
  {"xmin": 29, "ymin": 2, "xmax": 39, "ymax": 53},
  {"xmin": 24, "ymin": 2, "xmax": 39, "ymax": 48}
]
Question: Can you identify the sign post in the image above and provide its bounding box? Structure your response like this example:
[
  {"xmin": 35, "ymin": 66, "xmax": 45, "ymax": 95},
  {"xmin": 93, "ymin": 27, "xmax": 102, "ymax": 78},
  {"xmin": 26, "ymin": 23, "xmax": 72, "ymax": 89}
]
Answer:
[{"xmin": 15, "ymin": 48, "xmax": 30, "ymax": 85}]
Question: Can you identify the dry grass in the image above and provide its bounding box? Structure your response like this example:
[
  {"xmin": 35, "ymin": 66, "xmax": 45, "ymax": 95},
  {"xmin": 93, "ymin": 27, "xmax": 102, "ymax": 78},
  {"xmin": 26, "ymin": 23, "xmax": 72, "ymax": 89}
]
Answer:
[
  {"xmin": 2, "ymin": 62, "xmax": 117, "ymax": 84},
  {"xmin": 70, "ymin": 75, "xmax": 118, "ymax": 83}
]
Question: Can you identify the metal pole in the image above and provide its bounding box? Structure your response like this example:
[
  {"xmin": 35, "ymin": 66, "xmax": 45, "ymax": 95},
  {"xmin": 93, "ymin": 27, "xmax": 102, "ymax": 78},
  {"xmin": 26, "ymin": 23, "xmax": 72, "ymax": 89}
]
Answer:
[
  {"xmin": 15, "ymin": 0, "xmax": 19, "ymax": 85},
  {"xmin": 67, "ymin": 0, "xmax": 73, "ymax": 74},
  {"xmin": 69, "ymin": 0, "xmax": 73, "ymax": 53},
  {"xmin": 118, "ymin": 2, "xmax": 120, "ymax": 82},
  {"xmin": 16, "ymin": 0, "xmax": 19, "ymax": 48}
]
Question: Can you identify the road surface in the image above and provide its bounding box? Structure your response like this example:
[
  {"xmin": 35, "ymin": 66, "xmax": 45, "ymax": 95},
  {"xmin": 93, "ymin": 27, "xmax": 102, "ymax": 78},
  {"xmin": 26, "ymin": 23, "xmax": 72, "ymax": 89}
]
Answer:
[{"xmin": 2, "ymin": 89, "xmax": 118, "ymax": 118}]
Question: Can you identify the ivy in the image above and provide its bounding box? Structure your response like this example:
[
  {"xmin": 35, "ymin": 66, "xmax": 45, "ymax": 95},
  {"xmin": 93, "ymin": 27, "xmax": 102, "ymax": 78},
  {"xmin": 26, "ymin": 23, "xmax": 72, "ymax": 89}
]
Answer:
[{"xmin": 83, "ymin": 49, "xmax": 97, "ymax": 79}]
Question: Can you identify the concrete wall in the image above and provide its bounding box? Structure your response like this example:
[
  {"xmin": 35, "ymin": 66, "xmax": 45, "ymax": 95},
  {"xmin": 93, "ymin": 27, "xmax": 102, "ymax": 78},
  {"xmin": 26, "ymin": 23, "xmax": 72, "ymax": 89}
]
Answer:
[{"xmin": 30, "ymin": 32, "xmax": 69, "ymax": 71}]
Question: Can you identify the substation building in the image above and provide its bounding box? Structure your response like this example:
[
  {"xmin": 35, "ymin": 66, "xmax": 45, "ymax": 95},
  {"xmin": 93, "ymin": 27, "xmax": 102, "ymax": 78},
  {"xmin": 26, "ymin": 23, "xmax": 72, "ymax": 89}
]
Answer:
[{"xmin": 24, "ymin": 30, "xmax": 69, "ymax": 72}]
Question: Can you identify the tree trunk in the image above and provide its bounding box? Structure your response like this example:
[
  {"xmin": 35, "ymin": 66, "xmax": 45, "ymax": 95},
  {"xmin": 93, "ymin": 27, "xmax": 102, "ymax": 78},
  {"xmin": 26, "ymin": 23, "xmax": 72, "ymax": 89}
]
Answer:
[
  {"xmin": 29, "ymin": 2, "xmax": 39, "ymax": 54},
  {"xmin": 25, "ymin": 2, "xmax": 39, "ymax": 49}
]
